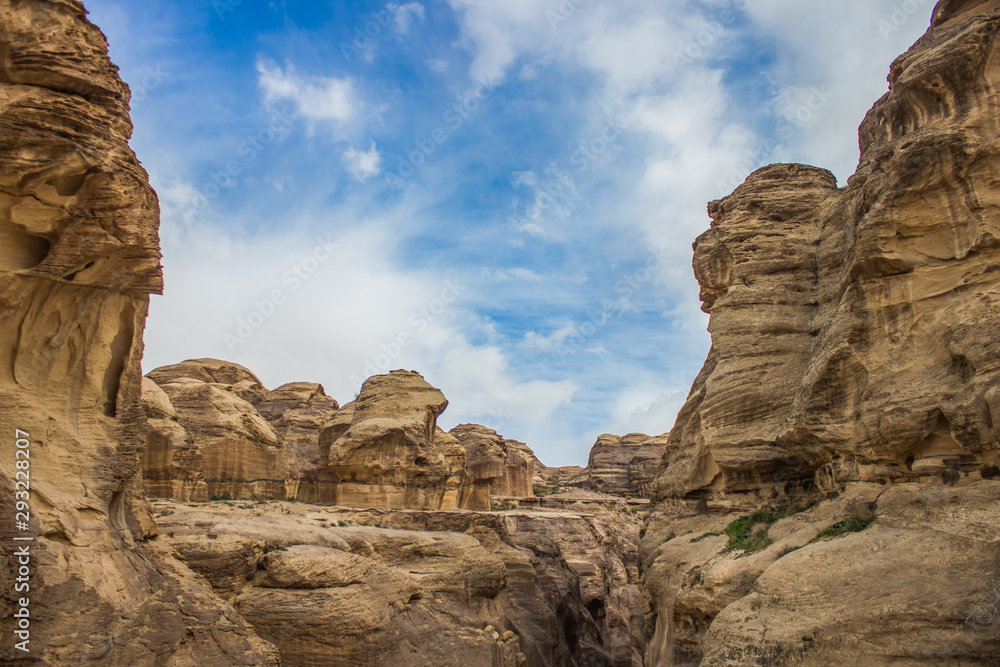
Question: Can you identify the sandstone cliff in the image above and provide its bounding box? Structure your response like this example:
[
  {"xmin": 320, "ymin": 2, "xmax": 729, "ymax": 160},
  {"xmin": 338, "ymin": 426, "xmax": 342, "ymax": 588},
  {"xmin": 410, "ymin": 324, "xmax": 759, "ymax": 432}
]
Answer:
[
  {"xmin": 323, "ymin": 370, "xmax": 469, "ymax": 510},
  {"xmin": 257, "ymin": 381, "xmax": 340, "ymax": 503},
  {"xmin": 0, "ymin": 2, "xmax": 277, "ymax": 662},
  {"xmin": 144, "ymin": 359, "xmax": 294, "ymax": 501},
  {"xmin": 153, "ymin": 495, "xmax": 646, "ymax": 667},
  {"xmin": 450, "ymin": 423, "xmax": 536, "ymax": 505},
  {"xmin": 642, "ymin": 1, "xmax": 1000, "ymax": 663},
  {"xmin": 534, "ymin": 433, "xmax": 668, "ymax": 499}
]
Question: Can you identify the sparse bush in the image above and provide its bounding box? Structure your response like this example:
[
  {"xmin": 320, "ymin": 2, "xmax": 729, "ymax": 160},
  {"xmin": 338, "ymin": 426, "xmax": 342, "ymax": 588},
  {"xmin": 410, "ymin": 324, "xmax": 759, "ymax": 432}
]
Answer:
[
  {"xmin": 209, "ymin": 490, "xmax": 233, "ymax": 501},
  {"xmin": 491, "ymin": 500, "xmax": 517, "ymax": 511},
  {"xmin": 723, "ymin": 500, "xmax": 816, "ymax": 554},
  {"xmin": 813, "ymin": 512, "xmax": 875, "ymax": 540},
  {"xmin": 981, "ymin": 465, "xmax": 999, "ymax": 480},
  {"xmin": 533, "ymin": 484, "xmax": 561, "ymax": 497},
  {"xmin": 942, "ymin": 469, "xmax": 961, "ymax": 486},
  {"xmin": 967, "ymin": 577, "xmax": 1000, "ymax": 629}
]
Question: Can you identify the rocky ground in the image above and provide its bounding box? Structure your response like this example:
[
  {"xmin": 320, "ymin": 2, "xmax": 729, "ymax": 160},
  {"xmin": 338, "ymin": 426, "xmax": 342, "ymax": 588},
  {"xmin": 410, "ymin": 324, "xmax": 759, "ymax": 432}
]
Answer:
[{"xmin": 150, "ymin": 491, "xmax": 647, "ymax": 666}]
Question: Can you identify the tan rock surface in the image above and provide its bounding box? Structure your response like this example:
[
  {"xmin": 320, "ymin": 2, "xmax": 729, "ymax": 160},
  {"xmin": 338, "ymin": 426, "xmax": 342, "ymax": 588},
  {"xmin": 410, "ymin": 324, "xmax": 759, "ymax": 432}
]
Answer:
[
  {"xmin": 324, "ymin": 370, "xmax": 467, "ymax": 510},
  {"xmin": 146, "ymin": 357, "xmax": 268, "ymax": 404},
  {"xmin": 450, "ymin": 423, "xmax": 535, "ymax": 505},
  {"xmin": 644, "ymin": 1, "xmax": 1000, "ymax": 663},
  {"xmin": 153, "ymin": 497, "xmax": 648, "ymax": 666},
  {"xmin": 256, "ymin": 381, "xmax": 340, "ymax": 503},
  {"xmin": 146, "ymin": 368, "xmax": 293, "ymax": 501},
  {"xmin": 0, "ymin": 2, "xmax": 276, "ymax": 662},
  {"xmin": 578, "ymin": 433, "xmax": 668, "ymax": 498}
]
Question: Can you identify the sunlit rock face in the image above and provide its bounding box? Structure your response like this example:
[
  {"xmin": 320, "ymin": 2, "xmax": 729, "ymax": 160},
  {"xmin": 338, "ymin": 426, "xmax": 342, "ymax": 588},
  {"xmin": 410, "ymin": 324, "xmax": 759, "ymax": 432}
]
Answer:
[
  {"xmin": 450, "ymin": 423, "xmax": 535, "ymax": 506},
  {"xmin": 153, "ymin": 495, "xmax": 647, "ymax": 667},
  {"xmin": 643, "ymin": 2, "xmax": 1000, "ymax": 664},
  {"xmin": 323, "ymin": 370, "xmax": 467, "ymax": 510},
  {"xmin": 144, "ymin": 359, "xmax": 294, "ymax": 501},
  {"xmin": 580, "ymin": 433, "xmax": 669, "ymax": 498},
  {"xmin": 0, "ymin": 2, "xmax": 277, "ymax": 662}
]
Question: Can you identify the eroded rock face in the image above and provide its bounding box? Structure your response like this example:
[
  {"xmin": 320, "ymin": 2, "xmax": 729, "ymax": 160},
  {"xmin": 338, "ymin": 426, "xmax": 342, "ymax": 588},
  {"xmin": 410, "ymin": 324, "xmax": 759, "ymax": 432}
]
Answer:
[
  {"xmin": 580, "ymin": 433, "xmax": 668, "ymax": 498},
  {"xmin": 324, "ymin": 370, "xmax": 467, "ymax": 510},
  {"xmin": 0, "ymin": 2, "xmax": 276, "ymax": 662},
  {"xmin": 257, "ymin": 381, "xmax": 340, "ymax": 503},
  {"xmin": 154, "ymin": 497, "xmax": 647, "ymax": 667},
  {"xmin": 644, "ymin": 1, "xmax": 1000, "ymax": 663},
  {"xmin": 145, "ymin": 361, "xmax": 293, "ymax": 501},
  {"xmin": 450, "ymin": 423, "xmax": 535, "ymax": 506}
]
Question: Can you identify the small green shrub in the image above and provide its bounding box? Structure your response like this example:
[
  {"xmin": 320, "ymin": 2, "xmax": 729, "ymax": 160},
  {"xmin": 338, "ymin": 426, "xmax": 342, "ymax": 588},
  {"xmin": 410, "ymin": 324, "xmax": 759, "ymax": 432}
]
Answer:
[
  {"xmin": 723, "ymin": 500, "xmax": 816, "ymax": 554},
  {"xmin": 209, "ymin": 490, "xmax": 233, "ymax": 501},
  {"xmin": 533, "ymin": 484, "xmax": 561, "ymax": 497},
  {"xmin": 814, "ymin": 513, "xmax": 874, "ymax": 540},
  {"xmin": 693, "ymin": 531, "xmax": 722, "ymax": 542},
  {"xmin": 491, "ymin": 500, "xmax": 517, "ymax": 511}
]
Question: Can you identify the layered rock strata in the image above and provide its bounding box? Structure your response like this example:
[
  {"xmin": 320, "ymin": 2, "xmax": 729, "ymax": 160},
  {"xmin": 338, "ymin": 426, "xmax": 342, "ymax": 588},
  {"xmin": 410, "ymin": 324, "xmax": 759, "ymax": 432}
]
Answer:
[
  {"xmin": 450, "ymin": 423, "xmax": 535, "ymax": 505},
  {"xmin": 643, "ymin": 1, "xmax": 1000, "ymax": 663},
  {"xmin": 322, "ymin": 370, "xmax": 468, "ymax": 510},
  {"xmin": 256, "ymin": 381, "xmax": 339, "ymax": 503},
  {"xmin": 534, "ymin": 433, "xmax": 668, "ymax": 499},
  {"xmin": 580, "ymin": 433, "xmax": 668, "ymax": 498},
  {"xmin": 153, "ymin": 495, "xmax": 646, "ymax": 666},
  {"xmin": 144, "ymin": 359, "xmax": 293, "ymax": 501},
  {"xmin": 0, "ymin": 2, "xmax": 276, "ymax": 662}
]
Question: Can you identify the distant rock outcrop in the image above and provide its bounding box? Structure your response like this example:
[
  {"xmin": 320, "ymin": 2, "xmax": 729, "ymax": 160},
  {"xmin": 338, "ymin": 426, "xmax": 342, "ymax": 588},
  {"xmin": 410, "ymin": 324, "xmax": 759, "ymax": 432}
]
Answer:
[
  {"xmin": 144, "ymin": 359, "xmax": 293, "ymax": 501},
  {"xmin": 533, "ymin": 433, "xmax": 668, "ymax": 499},
  {"xmin": 642, "ymin": 2, "xmax": 1000, "ymax": 663},
  {"xmin": 450, "ymin": 423, "xmax": 535, "ymax": 505},
  {"xmin": 323, "ymin": 370, "xmax": 468, "ymax": 510},
  {"xmin": 579, "ymin": 433, "xmax": 668, "ymax": 498},
  {"xmin": 256, "ymin": 381, "xmax": 340, "ymax": 503},
  {"xmin": 0, "ymin": 2, "xmax": 277, "ymax": 662}
]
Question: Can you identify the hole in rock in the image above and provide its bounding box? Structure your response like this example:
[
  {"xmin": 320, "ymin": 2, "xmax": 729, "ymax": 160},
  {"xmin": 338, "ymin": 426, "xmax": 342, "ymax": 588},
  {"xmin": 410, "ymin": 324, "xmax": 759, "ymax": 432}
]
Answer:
[{"xmin": 0, "ymin": 220, "xmax": 50, "ymax": 270}]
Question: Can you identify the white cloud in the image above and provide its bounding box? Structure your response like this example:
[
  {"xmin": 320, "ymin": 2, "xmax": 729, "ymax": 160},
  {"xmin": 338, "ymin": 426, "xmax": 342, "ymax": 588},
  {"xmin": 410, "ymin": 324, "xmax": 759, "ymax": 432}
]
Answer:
[
  {"xmin": 426, "ymin": 58, "xmax": 450, "ymax": 73},
  {"xmin": 342, "ymin": 142, "xmax": 382, "ymax": 181},
  {"xmin": 256, "ymin": 58, "xmax": 356, "ymax": 124},
  {"xmin": 494, "ymin": 267, "xmax": 543, "ymax": 282},
  {"xmin": 388, "ymin": 2, "xmax": 426, "ymax": 34}
]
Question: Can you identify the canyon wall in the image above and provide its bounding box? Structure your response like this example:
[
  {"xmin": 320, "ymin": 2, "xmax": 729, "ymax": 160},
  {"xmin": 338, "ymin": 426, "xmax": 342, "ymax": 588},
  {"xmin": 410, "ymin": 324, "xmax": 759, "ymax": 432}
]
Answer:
[
  {"xmin": 0, "ymin": 2, "xmax": 277, "ymax": 662},
  {"xmin": 642, "ymin": 1, "xmax": 1000, "ymax": 663}
]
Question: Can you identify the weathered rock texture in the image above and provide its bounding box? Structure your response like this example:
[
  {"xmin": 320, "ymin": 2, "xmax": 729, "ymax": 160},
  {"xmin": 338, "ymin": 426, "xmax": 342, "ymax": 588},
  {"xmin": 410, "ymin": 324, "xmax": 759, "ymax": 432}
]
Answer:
[
  {"xmin": 256, "ymin": 381, "xmax": 339, "ymax": 503},
  {"xmin": 534, "ymin": 434, "xmax": 668, "ymax": 499},
  {"xmin": 643, "ymin": 1, "xmax": 1000, "ymax": 664},
  {"xmin": 144, "ymin": 359, "xmax": 293, "ymax": 501},
  {"xmin": 153, "ymin": 496, "xmax": 647, "ymax": 667},
  {"xmin": 450, "ymin": 423, "xmax": 535, "ymax": 505},
  {"xmin": 0, "ymin": 2, "xmax": 276, "ymax": 662},
  {"xmin": 579, "ymin": 433, "xmax": 668, "ymax": 498},
  {"xmin": 322, "ymin": 370, "xmax": 468, "ymax": 510}
]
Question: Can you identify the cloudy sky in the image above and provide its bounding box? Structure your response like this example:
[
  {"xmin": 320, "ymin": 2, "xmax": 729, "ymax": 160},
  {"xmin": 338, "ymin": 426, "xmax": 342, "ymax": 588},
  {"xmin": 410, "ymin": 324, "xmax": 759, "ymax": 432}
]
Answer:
[{"xmin": 85, "ymin": 0, "xmax": 934, "ymax": 465}]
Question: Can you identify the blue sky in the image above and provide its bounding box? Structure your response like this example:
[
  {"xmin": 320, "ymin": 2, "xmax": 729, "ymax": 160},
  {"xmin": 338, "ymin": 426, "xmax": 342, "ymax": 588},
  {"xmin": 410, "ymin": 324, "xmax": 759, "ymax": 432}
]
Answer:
[{"xmin": 84, "ymin": 0, "xmax": 934, "ymax": 466}]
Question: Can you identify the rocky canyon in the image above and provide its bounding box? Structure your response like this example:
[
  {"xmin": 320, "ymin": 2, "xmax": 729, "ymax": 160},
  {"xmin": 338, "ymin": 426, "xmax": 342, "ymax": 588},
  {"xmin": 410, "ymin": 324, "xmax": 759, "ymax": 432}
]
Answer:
[{"xmin": 0, "ymin": 0, "xmax": 998, "ymax": 666}]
